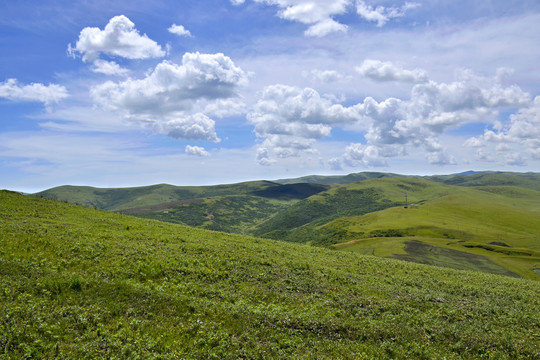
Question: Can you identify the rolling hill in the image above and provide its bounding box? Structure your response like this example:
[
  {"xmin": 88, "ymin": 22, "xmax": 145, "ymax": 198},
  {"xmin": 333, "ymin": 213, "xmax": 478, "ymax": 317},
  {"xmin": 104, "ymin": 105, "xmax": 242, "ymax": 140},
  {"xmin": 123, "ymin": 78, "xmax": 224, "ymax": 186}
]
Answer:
[
  {"xmin": 249, "ymin": 177, "xmax": 540, "ymax": 279},
  {"xmin": 30, "ymin": 172, "xmax": 540, "ymax": 279},
  {"xmin": 1, "ymin": 190, "xmax": 540, "ymax": 358}
]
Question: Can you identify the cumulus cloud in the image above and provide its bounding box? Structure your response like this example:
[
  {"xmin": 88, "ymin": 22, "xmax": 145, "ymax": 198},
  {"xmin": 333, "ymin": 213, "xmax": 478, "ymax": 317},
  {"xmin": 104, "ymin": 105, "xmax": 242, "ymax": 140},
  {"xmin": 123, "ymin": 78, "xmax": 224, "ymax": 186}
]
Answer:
[
  {"xmin": 231, "ymin": 1, "xmax": 420, "ymax": 36},
  {"xmin": 0, "ymin": 78, "xmax": 68, "ymax": 106},
  {"xmin": 464, "ymin": 95, "xmax": 539, "ymax": 164},
  {"xmin": 185, "ymin": 145, "xmax": 210, "ymax": 157},
  {"xmin": 68, "ymin": 15, "xmax": 165, "ymax": 62},
  {"xmin": 248, "ymin": 84, "xmax": 362, "ymax": 165},
  {"xmin": 91, "ymin": 59, "xmax": 129, "ymax": 76},
  {"xmin": 344, "ymin": 143, "xmax": 389, "ymax": 167},
  {"xmin": 91, "ymin": 52, "xmax": 247, "ymax": 141},
  {"xmin": 160, "ymin": 114, "xmax": 219, "ymax": 142},
  {"xmin": 356, "ymin": 1, "xmax": 420, "ymax": 27},
  {"xmin": 340, "ymin": 67, "xmax": 532, "ymax": 168},
  {"xmin": 168, "ymin": 24, "xmax": 192, "ymax": 37},
  {"xmin": 356, "ymin": 59, "xmax": 428, "ymax": 83},
  {"xmin": 232, "ymin": 0, "xmax": 350, "ymax": 36}
]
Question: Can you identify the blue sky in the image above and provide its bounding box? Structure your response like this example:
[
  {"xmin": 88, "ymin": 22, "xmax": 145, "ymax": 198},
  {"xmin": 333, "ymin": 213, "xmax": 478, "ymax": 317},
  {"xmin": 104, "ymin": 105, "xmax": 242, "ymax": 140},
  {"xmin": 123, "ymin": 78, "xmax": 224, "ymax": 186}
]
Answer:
[{"xmin": 1, "ymin": 0, "xmax": 539, "ymax": 192}]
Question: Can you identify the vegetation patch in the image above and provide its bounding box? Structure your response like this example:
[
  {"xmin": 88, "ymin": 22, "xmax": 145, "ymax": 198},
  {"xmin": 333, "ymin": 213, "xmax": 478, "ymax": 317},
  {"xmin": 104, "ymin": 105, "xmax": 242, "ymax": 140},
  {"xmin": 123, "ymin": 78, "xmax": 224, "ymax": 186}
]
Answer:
[{"xmin": 394, "ymin": 241, "xmax": 520, "ymax": 278}]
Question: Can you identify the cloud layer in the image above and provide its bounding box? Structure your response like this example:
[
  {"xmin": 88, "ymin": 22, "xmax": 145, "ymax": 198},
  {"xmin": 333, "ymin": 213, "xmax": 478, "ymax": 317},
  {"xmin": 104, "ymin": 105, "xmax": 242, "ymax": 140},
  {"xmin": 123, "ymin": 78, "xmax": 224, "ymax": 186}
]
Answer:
[{"xmin": 0, "ymin": 79, "xmax": 69, "ymax": 106}]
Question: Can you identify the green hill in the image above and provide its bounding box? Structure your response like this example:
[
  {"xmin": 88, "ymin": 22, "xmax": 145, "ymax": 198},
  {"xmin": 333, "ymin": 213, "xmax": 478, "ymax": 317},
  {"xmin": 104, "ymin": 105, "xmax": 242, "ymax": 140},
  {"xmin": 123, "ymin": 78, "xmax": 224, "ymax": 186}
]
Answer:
[
  {"xmin": 32, "ymin": 181, "xmax": 280, "ymax": 211},
  {"xmin": 427, "ymin": 172, "xmax": 540, "ymax": 192},
  {"xmin": 1, "ymin": 190, "xmax": 540, "ymax": 359},
  {"xmin": 250, "ymin": 178, "xmax": 540, "ymax": 279}
]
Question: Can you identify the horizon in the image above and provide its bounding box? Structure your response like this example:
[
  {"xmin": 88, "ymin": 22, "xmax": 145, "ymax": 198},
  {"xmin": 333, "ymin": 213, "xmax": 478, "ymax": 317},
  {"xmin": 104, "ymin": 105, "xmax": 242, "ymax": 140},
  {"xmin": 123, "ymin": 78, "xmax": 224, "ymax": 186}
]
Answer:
[
  {"xmin": 7, "ymin": 169, "xmax": 539, "ymax": 194},
  {"xmin": 1, "ymin": 1, "xmax": 539, "ymax": 193}
]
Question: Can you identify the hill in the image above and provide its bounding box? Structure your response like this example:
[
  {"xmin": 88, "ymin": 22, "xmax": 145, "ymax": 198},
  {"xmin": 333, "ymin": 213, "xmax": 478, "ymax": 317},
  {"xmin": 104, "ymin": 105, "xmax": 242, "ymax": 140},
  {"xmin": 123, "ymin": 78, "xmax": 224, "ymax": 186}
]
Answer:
[
  {"xmin": 250, "ymin": 178, "xmax": 540, "ymax": 279},
  {"xmin": 32, "ymin": 181, "xmax": 280, "ymax": 211},
  {"xmin": 1, "ymin": 190, "xmax": 540, "ymax": 358},
  {"xmin": 426, "ymin": 172, "xmax": 540, "ymax": 192}
]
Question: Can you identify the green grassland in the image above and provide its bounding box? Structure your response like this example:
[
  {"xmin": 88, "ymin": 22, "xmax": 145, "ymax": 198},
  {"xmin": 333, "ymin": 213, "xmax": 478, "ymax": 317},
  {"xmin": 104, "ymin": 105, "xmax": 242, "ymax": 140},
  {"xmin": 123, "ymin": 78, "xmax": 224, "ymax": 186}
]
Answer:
[
  {"xmin": 322, "ymin": 182, "xmax": 540, "ymax": 279},
  {"xmin": 30, "ymin": 172, "xmax": 540, "ymax": 280},
  {"xmin": 1, "ymin": 190, "xmax": 540, "ymax": 359}
]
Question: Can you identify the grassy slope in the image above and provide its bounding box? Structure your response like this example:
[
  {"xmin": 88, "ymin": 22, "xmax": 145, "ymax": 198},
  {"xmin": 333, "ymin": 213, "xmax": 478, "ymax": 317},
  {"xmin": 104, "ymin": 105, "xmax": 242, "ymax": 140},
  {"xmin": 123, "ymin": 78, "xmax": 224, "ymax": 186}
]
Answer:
[
  {"xmin": 324, "ymin": 183, "xmax": 540, "ymax": 279},
  {"xmin": 250, "ymin": 177, "xmax": 455, "ymax": 241},
  {"xmin": 251, "ymin": 178, "xmax": 540, "ymax": 278},
  {"xmin": 133, "ymin": 195, "xmax": 293, "ymax": 234},
  {"xmin": 1, "ymin": 190, "xmax": 540, "ymax": 359}
]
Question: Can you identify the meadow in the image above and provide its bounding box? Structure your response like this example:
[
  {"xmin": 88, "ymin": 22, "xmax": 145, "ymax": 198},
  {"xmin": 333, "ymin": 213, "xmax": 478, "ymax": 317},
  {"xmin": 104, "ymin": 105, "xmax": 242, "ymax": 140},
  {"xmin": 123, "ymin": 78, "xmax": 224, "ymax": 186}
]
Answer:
[
  {"xmin": 32, "ymin": 172, "xmax": 540, "ymax": 280},
  {"xmin": 1, "ymin": 190, "xmax": 540, "ymax": 358}
]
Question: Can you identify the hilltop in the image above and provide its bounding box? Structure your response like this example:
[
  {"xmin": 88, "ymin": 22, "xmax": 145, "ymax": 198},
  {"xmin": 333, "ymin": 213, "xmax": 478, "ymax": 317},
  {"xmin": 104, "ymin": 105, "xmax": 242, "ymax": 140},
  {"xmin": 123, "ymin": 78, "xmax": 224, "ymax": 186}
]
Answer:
[{"xmin": 1, "ymin": 190, "xmax": 539, "ymax": 358}]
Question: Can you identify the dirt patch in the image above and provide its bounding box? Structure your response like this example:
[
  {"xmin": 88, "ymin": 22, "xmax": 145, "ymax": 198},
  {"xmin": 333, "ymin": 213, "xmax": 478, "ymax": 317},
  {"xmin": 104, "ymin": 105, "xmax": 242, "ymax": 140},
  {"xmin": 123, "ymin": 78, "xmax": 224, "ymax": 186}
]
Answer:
[
  {"xmin": 393, "ymin": 241, "xmax": 520, "ymax": 278},
  {"xmin": 117, "ymin": 198, "xmax": 204, "ymax": 215}
]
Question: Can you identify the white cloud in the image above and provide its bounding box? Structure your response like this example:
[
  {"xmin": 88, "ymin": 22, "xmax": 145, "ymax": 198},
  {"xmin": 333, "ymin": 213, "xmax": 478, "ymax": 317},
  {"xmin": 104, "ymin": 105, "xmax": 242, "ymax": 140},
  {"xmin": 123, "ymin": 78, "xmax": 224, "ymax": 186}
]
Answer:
[
  {"xmin": 356, "ymin": 1, "xmax": 420, "ymax": 27},
  {"xmin": 426, "ymin": 151, "xmax": 456, "ymax": 166},
  {"xmin": 160, "ymin": 113, "xmax": 219, "ymax": 142},
  {"xmin": 344, "ymin": 143, "xmax": 388, "ymax": 167},
  {"xmin": 463, "ymin": 137, "xmax": 484, "ymax": 148},
  {"xmin": 340, "ymin": 67, "xmax": 532, "ymax": 168},
  {"xmin": 0, "ymin": 78, "xmax": 68, "ymax": 106},
  {"xmin": 168, "ymin": 24, "xmax": 192, "ymax": 37},
  {"xmin": 91, "ymin": 59, "xmax": 129, "ymax": 76},
  {"xmin": 90, "ymin": 52, "xmax": 247, "ymax": 141},
  {"xmin": 465, "ymin": 95, "xmax": 540, "ymax": 164},
  {"xmin": 304, "ymin": 18, "xmax": 348, "ymax": 37},
  {"xmin": 303, "ymin": 69, "xmax": 344, "ymax": 83},
  {"xmin": 204, "ymin": 98, "xmax": 246, "ymax": 118},
  {"xmin": 68, "ymin": 15, "xmax": 165, "ymax": 62},
  {"xmin": 238, "ymin": 0, "xmax": 419, "ymax": 36},
  {"xmin": 356, "ymin": 59, "xmax": 428, "ymax": 83},
  {"xmin": 234, "ymin": 0, "xmax": 350, "ymax": 37},
  {"xmin": 185, "ymin": 145, "xmax": 210, "ymax": 157},
  {"xmin": 248, "ymin": 84, "xmax": 362, "ymax": 165}
]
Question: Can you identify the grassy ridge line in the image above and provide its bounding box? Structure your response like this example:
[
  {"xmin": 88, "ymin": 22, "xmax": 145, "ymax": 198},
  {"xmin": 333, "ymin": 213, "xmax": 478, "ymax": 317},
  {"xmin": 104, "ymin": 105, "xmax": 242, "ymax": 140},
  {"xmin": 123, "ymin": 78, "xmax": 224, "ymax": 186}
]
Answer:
[
  {"xmin": 32, "ymin": 180, "xmax": 279, "ymax": 211},
  {"xmin": 1, "ymin": 190, "xmax": 540, "ymax": 359}
]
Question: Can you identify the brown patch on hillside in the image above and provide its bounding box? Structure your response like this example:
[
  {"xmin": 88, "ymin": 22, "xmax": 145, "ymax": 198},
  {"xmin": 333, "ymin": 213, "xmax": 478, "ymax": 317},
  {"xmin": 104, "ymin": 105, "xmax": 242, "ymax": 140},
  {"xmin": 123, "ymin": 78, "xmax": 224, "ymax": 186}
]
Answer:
[{"xmin": 116, "ymin": 198, "xmax": 204, "ymax": 215}]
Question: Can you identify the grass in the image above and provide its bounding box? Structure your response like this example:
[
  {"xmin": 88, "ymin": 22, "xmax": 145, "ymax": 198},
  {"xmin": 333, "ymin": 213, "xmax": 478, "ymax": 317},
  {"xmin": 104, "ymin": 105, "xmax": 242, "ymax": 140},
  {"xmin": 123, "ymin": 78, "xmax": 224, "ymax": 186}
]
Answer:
[
  {"xmin": 30, "ymin": 173, "xmax": 540, "ymax": 280},
  {"xmin": 326, "ymin": 182, "xmax": 540, "ymax": 279},
  {"xmin": 2, "ymin": 190, "xmax": 540, "ymax": 358}
]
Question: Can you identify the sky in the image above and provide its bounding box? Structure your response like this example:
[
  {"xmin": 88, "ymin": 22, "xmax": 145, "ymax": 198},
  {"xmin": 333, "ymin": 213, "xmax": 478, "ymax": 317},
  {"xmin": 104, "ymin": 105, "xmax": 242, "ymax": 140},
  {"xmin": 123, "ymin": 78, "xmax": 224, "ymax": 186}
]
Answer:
[{"xmin": 1, "ymin": 0, "xmax": 539, "ymax": 192}]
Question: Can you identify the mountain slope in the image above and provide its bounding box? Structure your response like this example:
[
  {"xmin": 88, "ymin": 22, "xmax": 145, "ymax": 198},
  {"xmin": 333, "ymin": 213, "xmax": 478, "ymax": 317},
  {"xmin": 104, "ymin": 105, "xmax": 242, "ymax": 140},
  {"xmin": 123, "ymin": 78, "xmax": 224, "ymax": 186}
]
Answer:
[
  {"xmin": 250, "ymin": 178, "xmax": 540, "ymax": 278},
  {"xmin": 1, "ymin": 190, "xmax": 539, "ymax": 358},
  {"xmin": 32, "ymin": 181, "xmax": 280, "ymax": 211}
]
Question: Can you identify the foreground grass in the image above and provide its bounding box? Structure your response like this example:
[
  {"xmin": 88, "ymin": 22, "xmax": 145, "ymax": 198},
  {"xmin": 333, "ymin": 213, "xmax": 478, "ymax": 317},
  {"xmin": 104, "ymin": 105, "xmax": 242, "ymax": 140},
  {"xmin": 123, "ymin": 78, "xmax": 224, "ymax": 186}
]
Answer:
[{"xmin": 1, "ymin": 190, "xmax": 540, "ymax": 359}]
